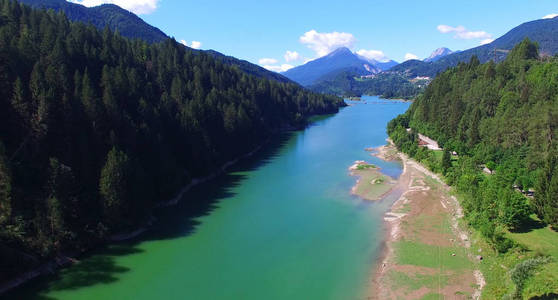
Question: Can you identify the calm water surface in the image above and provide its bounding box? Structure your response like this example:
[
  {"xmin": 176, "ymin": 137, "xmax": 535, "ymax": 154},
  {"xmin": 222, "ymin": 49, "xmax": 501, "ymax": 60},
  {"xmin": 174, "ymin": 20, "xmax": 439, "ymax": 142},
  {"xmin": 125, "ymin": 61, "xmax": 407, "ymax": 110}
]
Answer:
[{"xmin": 11, "ymin": 96, "xmax": 410, "ymax": 300}]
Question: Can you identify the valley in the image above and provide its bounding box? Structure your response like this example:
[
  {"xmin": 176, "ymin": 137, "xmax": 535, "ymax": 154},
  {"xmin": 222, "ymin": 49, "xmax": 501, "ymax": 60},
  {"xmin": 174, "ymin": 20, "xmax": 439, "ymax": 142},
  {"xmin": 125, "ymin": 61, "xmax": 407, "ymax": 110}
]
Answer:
[
  {"xmin": 1, "ymin": 0, "xmax": 558, "ymax": 299},
  {"xmin": 5, "ymin": 97, "xmax": 410, "ymax": 300}
]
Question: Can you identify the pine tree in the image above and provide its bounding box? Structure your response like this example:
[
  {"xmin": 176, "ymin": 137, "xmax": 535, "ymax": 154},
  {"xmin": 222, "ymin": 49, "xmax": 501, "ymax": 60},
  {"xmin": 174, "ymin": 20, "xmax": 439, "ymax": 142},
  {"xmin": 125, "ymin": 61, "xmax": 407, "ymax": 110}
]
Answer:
[
  {"xmin": 170, "ymin": 75, "xmax": 184, "ymax": 104},
  {"xmin": 99, "ymin": 147, "xmax": 130, "ymax": 229},
  {"xmin": 0, "ymin": 141, "xmax": 11, "ymax": 225},
  {"xmin": 223, "ymin": 103, "xmax": 237, "ymax": 133},
  {"xmin": 11, "ymin": 77, "xmax": 29, "ymax": 124},
  {"xmin": 441, "ymin": 150, "xmax": 452, "ymax": 175},
  {"xmin": 507, "ymin": 38, "xmax": 539, "ymax": 62},
  {"xmin": 467, "ymin": 107, "xmax": 481, "ymax": 147},
  {"xmin": 544, "ymin": 172, "xmax": 558, "ymax": 227},
  {"xmin": 101, "ymin": 65, "xmax": 118, "ymax": 118},
  {"xmin": 81, "ymin": 68, "xmax": 99, "ymax": 124},
  {"xmin": 46, "ymin": 196, "xmax": 64, "ymax": 246},
  {"xmin": 534, "ymin": 150, "xmax": 556, "ymax": 224},
  {"xmin": 47, "ymin": 158, "xmax": 79, "ymax": 230}
]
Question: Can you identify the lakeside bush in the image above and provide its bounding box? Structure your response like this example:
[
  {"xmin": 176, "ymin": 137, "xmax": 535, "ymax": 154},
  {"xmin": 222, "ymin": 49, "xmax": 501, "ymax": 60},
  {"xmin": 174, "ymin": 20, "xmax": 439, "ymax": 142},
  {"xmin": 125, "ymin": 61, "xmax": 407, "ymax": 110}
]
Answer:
[{"xmin": 507, "ymin": 256, "xmax": 552, "ymax": 299}]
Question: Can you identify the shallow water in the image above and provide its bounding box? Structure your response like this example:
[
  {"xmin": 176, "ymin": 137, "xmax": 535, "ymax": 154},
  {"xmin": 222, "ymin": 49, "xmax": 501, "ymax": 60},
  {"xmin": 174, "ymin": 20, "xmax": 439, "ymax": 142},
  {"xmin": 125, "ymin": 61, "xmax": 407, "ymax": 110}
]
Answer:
[{"xmin": 10, "ymin": 96, "xmax": 410, "ymax": 300}]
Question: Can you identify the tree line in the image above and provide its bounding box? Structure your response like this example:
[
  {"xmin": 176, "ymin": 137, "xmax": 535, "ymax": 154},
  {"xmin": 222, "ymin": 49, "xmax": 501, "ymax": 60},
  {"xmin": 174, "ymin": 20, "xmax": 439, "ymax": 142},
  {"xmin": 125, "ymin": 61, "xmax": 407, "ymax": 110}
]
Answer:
[
  {"xmin": 388, "ymin": 39, "xmax": 558, "ymax": 252},
  {"xmin": 0, "ymin": 0, "xmax": 343, "ymax": 279}
]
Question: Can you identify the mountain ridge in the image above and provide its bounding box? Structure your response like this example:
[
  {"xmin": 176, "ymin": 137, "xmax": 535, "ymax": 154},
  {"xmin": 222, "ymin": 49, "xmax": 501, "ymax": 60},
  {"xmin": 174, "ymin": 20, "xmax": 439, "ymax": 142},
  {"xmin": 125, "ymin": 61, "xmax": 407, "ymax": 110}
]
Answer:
[
  {"xmin": 18, "ymin": 0, "xmax": 168, "ymax": 43},
  {"xmin": 309, "ymin": 16, "xmax": 558, "ymax": 99},
  {"xmin": 391, "ymin": 16, "xmax": 558, "ymax": 77},
  {"xmin": 16, "ymin": 0, "xmax": 293, "ymax": 83}
]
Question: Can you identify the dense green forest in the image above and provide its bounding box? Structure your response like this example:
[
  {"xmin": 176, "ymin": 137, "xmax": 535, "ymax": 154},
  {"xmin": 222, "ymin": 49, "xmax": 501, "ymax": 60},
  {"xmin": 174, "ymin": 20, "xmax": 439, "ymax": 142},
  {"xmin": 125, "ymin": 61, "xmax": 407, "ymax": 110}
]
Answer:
[
  {"xmin": 0, "ymin": 0, "xmax": 343, "ymax": 280},
  {"xmin": 17, "ymin": 0, "xmax": 293, "ymax": 84},
  {"xmin": 309, "ymin": 71, "xmax": 425, "ymax": 99},
  {"xmin": 388, "ymin": 39, "xmax": 558, "ymax": 248},
  {"xmin": 19, "ymin": 0, "xmax": 168, "ymax": 43}
]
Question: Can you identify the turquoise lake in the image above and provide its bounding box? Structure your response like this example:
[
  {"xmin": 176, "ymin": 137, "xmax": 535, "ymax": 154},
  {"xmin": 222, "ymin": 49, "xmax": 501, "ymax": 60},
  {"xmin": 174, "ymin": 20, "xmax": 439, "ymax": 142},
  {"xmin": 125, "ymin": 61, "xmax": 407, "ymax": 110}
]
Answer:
[{"xmin": 10, "ymin": 96, "xmax": 410, "ymax": 300}]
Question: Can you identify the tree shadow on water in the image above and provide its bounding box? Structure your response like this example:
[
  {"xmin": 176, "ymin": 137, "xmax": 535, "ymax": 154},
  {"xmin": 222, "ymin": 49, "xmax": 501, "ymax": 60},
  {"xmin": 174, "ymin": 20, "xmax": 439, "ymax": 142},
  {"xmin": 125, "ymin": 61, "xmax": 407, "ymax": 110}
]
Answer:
[
  {"xmin": 143, "ymin": 133, "xmax": 292, "ymax": 241},
  {"xmin": 5, "ymin": 134, "xmax": 294, "ymax": 298},
  {"xmin": 3, "ymin": 245, "xmax": 143, "ymax": 299},
  {"xmin": 48, "ymin": 250, "xmax": 133, "ymax": 290}
]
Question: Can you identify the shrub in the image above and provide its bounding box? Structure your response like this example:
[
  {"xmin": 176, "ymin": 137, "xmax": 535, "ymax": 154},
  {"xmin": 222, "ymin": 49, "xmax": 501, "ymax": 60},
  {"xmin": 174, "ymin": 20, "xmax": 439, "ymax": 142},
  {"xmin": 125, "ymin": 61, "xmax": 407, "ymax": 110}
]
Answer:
[{"xmin": 509, "ymin": 256, "xmax": 552, "ymax": 299}]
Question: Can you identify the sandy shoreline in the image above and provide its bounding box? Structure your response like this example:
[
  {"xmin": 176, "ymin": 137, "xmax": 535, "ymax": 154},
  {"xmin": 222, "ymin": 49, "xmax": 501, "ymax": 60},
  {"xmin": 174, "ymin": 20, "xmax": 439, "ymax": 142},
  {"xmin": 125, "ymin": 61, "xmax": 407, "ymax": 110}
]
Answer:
[{"xmin": 366, "ymin": 140, "xmax": 484, "ymax": 299}]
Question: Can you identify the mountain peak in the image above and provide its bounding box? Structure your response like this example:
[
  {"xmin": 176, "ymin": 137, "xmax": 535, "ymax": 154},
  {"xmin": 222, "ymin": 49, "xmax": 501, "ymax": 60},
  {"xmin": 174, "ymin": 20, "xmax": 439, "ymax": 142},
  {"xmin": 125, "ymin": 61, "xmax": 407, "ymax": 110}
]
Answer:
[
  {"xmin": 283, "ymin": 47, "xmax": 381, "ymax": 86},
  {"xmin": 328, "ymin": 47, "xmax": 353, "ymax": 56},
  {"xmin": 424, "ymin": 47, "xmax": 454, "ymax": 62}
]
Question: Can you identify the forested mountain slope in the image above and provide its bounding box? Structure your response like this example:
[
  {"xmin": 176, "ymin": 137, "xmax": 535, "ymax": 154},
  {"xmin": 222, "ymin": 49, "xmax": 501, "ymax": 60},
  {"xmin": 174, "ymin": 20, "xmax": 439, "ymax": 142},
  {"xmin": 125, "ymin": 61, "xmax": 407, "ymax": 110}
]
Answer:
[
  {"xmin": 390, "ymin": 16, "xmax": 558, "ymax": 77},
  {"xmin": 17, "ymin": 0, "xmax": 293, "ymax": 83},
  {"xmin": 0, "ymin": 0, "xmax": 343, "ymax": 281},
  {"xmin": 18, "ymin": 0, "xmax": 168, "ymax": 43},
  {"xmin": 390, "ymin": 38, "xmax": 557, "ymax": 239}
]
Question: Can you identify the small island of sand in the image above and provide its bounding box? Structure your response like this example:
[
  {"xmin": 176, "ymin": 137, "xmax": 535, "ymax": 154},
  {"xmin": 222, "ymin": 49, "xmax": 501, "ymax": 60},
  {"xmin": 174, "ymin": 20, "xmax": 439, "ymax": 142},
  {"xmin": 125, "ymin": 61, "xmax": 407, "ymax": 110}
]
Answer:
[{"xmin": 349, "ymin": 160, "xmax": 396, "ymax": 201}]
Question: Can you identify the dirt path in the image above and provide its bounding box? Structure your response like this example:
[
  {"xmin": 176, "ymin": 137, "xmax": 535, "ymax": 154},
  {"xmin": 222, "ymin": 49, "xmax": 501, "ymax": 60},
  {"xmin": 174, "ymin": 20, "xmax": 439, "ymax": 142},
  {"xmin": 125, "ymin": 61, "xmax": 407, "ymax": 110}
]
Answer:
[{"xmin": 368, "ymin": 142, "xmax": 484, "ymax": 299}]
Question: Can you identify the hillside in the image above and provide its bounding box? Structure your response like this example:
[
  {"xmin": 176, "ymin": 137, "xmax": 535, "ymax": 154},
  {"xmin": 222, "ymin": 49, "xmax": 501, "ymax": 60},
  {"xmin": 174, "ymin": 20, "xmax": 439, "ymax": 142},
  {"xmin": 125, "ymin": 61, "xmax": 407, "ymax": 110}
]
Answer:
[
  {"xmin": 388, "ymin": 39, "xmax": 558, "ymax": 298},
  {"xmin": 314, "ymin": 17, "xmax": 558, "ymax": 99},
  {"xmin": 17, "ymin": 0, "xmax": 293, "ymax": 84},
  {"xmin": 309, "ymin": 70, "xmax": 425, "ymax": 99},
  {"xmin": 282, "ymin": 47, "xmax": 381, "ymax": 86},
  {"xmin": 0, "ymin": 0, "xmax": 344, "ymax": 282},
  {"xmin": 18, "ymin": 0, "xmax": 168, "ymax": 43},
  {"xmin": 391, "ymin": 16, "xmax": 558, "ymax": 77},
  {"xmin": 204, "ymin": 50, "xmax": 293, "ymax": 84}
]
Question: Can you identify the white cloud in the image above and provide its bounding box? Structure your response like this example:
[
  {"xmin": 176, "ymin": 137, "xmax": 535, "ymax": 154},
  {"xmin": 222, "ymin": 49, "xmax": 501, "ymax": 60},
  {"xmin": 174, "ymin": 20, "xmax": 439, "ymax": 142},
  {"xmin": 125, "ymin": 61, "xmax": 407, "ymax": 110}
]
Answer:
[
  {"xmin": 190, "ymin": 41, "xmax": 202, "ymax": 49},
  {"xmin": 68, "ymin": 0, "xmax": 160, "ymax": 14},
  {"xmin": 480, "ymin": 38, "xmax": 494, "ymax": 45},
  {"xmin": 180, "ymin": 40, "xmax": 202, "ymax": 49},
  {"xmin": 437, "ymin": 24, "xmax": 458, "ymax": 34},
  {"xmin": 284, "ymin": 51, "xmax": 301, "ymax": 62},
  {"xmin": 263, "ymin": 64, "xmax": 294, "ymax": 73},
  {"xmin": 258, "ymin": 58, "xmax": 278, "ymax": 65},
  {"xmin": 356, "ymin": 49, "xmax": 389, "ymax": 62},
  {"xmin": 437, "ymin": 24, "xmax": 492, "ymax": 40},
  {"xmin": 404, "ymin": 53, "xmax": 419, "ymax": 61},
  {"xmin": 299, "ymin": 30, "xmax": 356, "ymax": 57},
  {"xmin": 542, "ymin": 13, "xmax": 558, "ymax": 19}
]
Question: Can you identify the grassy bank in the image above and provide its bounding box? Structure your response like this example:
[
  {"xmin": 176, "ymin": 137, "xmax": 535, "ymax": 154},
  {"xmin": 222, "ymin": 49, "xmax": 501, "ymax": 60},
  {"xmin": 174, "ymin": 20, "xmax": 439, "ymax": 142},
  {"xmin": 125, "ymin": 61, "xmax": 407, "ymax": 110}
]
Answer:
[
  {"xmin": 471, "ymin": 217, "xmax": 558, "ymax": 299},
  {"xmin": 372, "ymin": 145, "xmax": 480, "ymax": 299},
  {"xmin": 385, "ymin": 139, "xmax": 558, "ymax": 299}
]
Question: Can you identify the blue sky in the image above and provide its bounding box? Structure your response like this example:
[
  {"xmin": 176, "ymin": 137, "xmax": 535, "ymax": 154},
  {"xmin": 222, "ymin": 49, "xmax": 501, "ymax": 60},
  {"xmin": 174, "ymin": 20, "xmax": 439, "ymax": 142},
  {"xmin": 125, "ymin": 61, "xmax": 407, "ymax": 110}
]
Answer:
[{"xmin": 71, "ymin": 0, "xmax": 558, "ymax": 72}]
